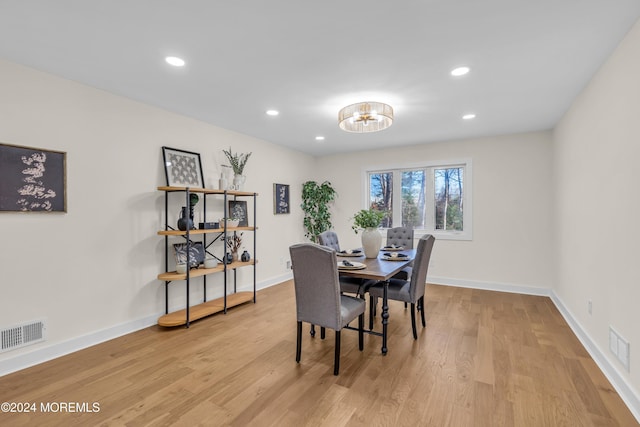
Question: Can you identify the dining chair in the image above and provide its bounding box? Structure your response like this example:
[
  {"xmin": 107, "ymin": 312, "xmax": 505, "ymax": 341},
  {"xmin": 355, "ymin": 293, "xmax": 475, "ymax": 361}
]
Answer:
[
  {"xmin": 386, "ymin": 226, "xmax": 414, "ymax": 281},
  {"xmin": 368, "ymin": 234, "xmax": 435, "ymax": 339},
  {"xmin": 289, "ymin": 243, "xmax": 365, "ymax": 375},
  {"xmin": 318, "ymin": 230, "xmax": 341, "ymax": 251},
  {"xmin": 317, "ymin": 230, "xmax": 373, "ymax": 297}
]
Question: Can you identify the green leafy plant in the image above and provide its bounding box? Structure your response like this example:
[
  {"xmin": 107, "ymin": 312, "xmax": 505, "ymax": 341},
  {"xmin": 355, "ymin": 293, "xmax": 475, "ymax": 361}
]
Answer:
[
  {"xmin": 351, "ymin": 208, "xmax": 385, "ymax": 233},
  {"xmin": 222, "ymin": 147, "xmax": 252, "ymax": 175},
  {"xmin": 301, "ymin": 181, "xmax": 337, "ymax": 243}
]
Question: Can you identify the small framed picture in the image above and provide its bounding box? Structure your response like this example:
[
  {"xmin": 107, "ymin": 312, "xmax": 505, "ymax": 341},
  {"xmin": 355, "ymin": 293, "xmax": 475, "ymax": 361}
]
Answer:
[
  {"xmin": 228, "ymin": 200, "xmax": 248, "ymax": 227},
  {"xmin": 0, "ymin": 142, "xmax": 67, "ymax": 212},
  {"xmin": 273, "ymin": 183, "xmax": 290, "ymax": 214},
  {"xmin": 162, "ymin": 146, "xmax": 204, "ymax": 188},
  {"xmin": 173, "ymin": 241, "xmax": 205, "ymax": 268}
]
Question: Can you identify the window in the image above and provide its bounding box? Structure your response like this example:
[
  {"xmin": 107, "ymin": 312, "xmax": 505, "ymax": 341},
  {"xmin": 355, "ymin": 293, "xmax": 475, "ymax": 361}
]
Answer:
[{"xmin": 366, "ymin": 160, "xmax": 472, "ymax": 240}]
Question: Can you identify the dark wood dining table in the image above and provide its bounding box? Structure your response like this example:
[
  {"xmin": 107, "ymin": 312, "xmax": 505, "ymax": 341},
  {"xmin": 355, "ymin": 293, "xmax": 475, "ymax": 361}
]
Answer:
[{"xmin": 337, "ymin": 248, "xmax": 416, "ymax": 355}]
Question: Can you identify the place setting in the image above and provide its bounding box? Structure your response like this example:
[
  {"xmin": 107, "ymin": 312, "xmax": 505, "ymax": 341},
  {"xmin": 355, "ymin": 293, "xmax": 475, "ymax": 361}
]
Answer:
[
  {"xmin": 336, "ymin": 249, "xmax": 363, "ymax": 257},
  {"xmin": 337, "ymin": 260, "xmax": 366, "ymax": 270},
  {"xmin": 381, "ymin": 251, "xmax": 410, "ymax": 261},
  {"xmin": 382, "ymin": 244, "xmax": 404, "ymax": 251}
]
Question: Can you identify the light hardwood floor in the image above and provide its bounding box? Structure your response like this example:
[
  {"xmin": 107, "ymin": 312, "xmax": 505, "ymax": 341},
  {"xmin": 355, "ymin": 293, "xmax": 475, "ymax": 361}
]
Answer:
[{"xmin": 0, "ymin": 282, "xmax": 637, "ymax": 426}]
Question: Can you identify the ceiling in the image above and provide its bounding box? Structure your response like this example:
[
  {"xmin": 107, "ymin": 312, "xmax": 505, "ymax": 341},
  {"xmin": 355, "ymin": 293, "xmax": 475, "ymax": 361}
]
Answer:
[{"xmin": 1, "ymin": 1, "xmax": 639, "ymax": 156}]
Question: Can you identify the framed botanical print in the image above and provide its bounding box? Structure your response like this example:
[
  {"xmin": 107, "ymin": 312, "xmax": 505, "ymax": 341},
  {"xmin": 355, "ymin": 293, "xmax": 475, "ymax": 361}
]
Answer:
[
  {"xmin": 273, "ymin": 183, "xmax": 290, "ymax": 214},
  {"xmin": 228, "ymin": 200, "xmax": 249, "ymax": 227}
]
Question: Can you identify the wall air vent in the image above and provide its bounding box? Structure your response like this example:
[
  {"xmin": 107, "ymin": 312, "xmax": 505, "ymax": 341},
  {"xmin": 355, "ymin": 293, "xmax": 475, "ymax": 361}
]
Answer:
[{"xmin": 1, "ymin": 319, "xmax": 46, "ymax": 353}]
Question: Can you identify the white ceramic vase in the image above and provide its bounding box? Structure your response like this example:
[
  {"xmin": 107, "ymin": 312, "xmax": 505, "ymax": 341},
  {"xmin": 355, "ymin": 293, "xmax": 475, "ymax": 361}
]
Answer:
[
  {"xmin": 361, "ymin": 227, "xmax": 382, "ymax": 258},
  {"xmin": 233, "ymin": 174, "xmax": 245, "ymax": 190}
]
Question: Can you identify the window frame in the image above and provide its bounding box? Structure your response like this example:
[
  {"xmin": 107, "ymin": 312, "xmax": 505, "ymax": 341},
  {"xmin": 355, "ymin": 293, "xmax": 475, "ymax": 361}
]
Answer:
[{"xmin": 363, "ymin": 158, "xmax": 473, "ymax": 241}]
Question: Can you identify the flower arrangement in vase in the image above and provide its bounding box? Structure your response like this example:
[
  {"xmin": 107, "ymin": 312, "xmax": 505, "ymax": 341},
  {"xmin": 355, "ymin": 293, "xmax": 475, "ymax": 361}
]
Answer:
[
  {"xmin": 351, "ymin": 209, "xmax": 386, "ymax": 258},
  {"xmin": 226, "ymin": 232, "xmax": 243, "ymax": 261},
  {"xmin": 223, "ymin": 147, "xmax": 252, "ymax": 190}
]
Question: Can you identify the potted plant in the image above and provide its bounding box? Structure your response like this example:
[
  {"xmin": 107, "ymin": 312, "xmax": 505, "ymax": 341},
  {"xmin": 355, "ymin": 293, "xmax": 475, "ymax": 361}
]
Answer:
[
  {"xmin": 223, "ymin": 147, "xmax": 252, "ymax": 190},
  {"xmin": 351, "ymin": 208, "xmax": 386, "ymax": 258},
  {"xmin": 301, "ymin": 181, "xmax": 337, "ymax": 243}
]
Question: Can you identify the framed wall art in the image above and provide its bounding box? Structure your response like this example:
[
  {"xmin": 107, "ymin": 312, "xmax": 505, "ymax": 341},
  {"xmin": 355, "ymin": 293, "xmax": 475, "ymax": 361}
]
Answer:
[
  {"xmin": 162, "ymin": 146, "xmax": 204, "ymax": 188},
  {"xmin": 0, "ymin": 142, "xmax": 67, "ymax": 212},
  {"xmin": 173, "ymin": 241, "xmax": 205, "ymax": 268},
  {"xmin": 228, "ymin": 200, "xmax": 248, "ymax": 227},
  {"xmin": 273, "ymin": 183, "xmax": 290, "ymax": 214}
]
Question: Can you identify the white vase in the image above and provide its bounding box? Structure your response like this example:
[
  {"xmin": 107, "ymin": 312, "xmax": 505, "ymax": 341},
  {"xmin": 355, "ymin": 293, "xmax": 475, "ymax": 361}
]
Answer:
[
  {"xmin": 218, "ymin": 173, "xmax": 228, "ymax": 190},
  {"xmin": 361, "ymin": 227, "xmax": 382, "ymax": 258},
  {"xmin": 233, "ymin": 174, "xmax": 245, "ymax": 190}
]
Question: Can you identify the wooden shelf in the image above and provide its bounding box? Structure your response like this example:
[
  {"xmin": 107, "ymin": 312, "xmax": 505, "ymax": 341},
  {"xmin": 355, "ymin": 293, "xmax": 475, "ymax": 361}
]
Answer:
[
  {"xmin": 157, "ymin": 186, "xmax": 258, "ymax": 197},
  {"xmin": 157, "ymin": 226, "xmax": 256, "ymax": 236},
  {"xmin": 158, "ymin": 292, "xmax": 254, "ymax": 327},
  {"xmin": 157, "ymin": 260, "xmax": 257, "ymax": 281}
]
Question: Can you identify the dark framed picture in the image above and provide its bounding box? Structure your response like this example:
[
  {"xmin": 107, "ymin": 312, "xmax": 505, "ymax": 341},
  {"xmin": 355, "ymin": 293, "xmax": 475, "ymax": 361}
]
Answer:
[
  {"xmin": 0, "ymin": 142, "xmax": 67, "ymax": 212},
  {"xmin": 173, "ymin": 241, "xmax": 205, "ymax": 268},
  {"xmin": 162, "ymin": 146, "xmax": 204, "ymax": 188},
  {"xmin": 228, "ymin": 200, "xmax": 248, "ymax": 227},
  {"xmin": 273, "ymin": 183, "xmax": 290, "ymax": 214}
]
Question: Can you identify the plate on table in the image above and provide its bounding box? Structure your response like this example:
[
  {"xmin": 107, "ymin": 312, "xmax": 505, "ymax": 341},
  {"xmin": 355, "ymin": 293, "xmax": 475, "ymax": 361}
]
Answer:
[
  {"xmin": 337, "ymin": 249, "xmax": 363, "ymax": 257},
  {"xmin": 337, "ymin": 260, "xmax": 366, "ymax": 270},
  {"xmin": 381, "ymin": 252, "xmax": 410, "ymax": 261},
  {"xmin": 382, "ymin": 245, "xmax": 404, "ymax": 251}
]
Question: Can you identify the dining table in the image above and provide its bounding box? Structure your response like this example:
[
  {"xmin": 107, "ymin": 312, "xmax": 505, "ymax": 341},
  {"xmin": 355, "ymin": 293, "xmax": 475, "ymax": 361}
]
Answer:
[{"xmin": 337, "ymin": 247, "xmax": 417, "ymax": 355}]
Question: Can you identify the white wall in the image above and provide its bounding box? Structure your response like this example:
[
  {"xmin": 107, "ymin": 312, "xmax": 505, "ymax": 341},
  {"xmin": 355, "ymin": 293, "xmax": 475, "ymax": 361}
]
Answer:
[
  {"xmin": 554, "ymin": 19, "xmax": 640, "ymax": 395},
  {"xmin": 316, "ymin": 131, "xmax": 554, "ymax": 291},
  {"xmin": 0, "ymin": 59, "xmax": 313, "ymax": 371}
]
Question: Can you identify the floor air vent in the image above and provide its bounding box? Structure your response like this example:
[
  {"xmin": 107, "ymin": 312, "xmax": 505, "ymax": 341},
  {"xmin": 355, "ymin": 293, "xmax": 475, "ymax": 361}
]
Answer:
[{"xmin": 1, "ymin": 320, "xmax": 46, "ymax": 353}]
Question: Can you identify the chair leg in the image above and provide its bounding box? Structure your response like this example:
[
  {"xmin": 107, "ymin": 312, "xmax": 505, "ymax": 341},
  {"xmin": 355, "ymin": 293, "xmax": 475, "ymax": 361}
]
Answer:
[
  {"xmin": 321, "ymin": 327, "xmax": 326, "ymax": 339},
  {"xmin": 310, "ymin": 324, "xmax": 315, "ymax": 337},
  {"xmin": 358, "ymin": 313, "xmax": 364, "ymax": 351},
  {"xmin": 419, "ymin": 296, "xmax": 426, "ymax": 327},
  {"xmin": 334, "ymin": 330, "xmax": 341, "ymax": 375},
  {"xmin": 410, "ymin": 303, "xmax": 418, "ymax": 340},
  {"xmin": 296, "ymin": 321, "xmax": 302, "ymax": 362},
  {"xmin": 404, "ymin": 302, "xmax": 407, "ymax": 309}
]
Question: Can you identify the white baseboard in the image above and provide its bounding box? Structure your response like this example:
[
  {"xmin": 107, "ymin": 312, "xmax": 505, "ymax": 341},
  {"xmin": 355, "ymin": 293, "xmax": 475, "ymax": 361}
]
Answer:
[
  {"xmin": 550, "ymin": 291, "xmax": 640, "ymax": 422},
  {"xmin": 428, "ymin": 275, "xmax": 551, "ymax": 296},
  {"xmin": 0, "ymin": 273, "xmax": 294, "ymax": 378},
  {"xmin": 0, "ymin": 313, "xmax": 159, "ymax": 377},
  {"xmin": 429, "ymin": 276, "xmax": 640, "ymax": 422}
]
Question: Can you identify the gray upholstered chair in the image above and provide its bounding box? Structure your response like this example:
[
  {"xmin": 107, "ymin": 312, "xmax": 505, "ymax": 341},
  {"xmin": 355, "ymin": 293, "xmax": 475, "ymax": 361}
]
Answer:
[
  {"xmin": 318, "ymin": 230, "xmax": 341, "ymax": 251},
  {"xmin": 386, "ymin": 226, "xmax": 414, "ymax": 249},
  {"xmin": 317, "ymin": 230, "xmax": 372, "ymax": 297},
  {"xmin": 289, "ymin": 243, "xmax": 365, "ymax": 375},
  {"xmin": 386, "ymin": 227, "xmax": 414, "ymax": 281},
  {"xmin": 368, "ymin": 234, "xmax": 435, "ymax": 340}
]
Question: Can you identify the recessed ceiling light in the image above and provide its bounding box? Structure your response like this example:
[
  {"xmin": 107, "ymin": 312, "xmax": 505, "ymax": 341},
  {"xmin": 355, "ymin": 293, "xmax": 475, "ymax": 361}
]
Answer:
[
  {"xmin": 315, "ymin": 136, "xmax": 325, "ymax": 141},
  {"xmin": 451, "ymin": 66, "xmax": 470, "ymax": 76},
  {"xmin": 462, "ymin": 113, "xmax": 476, "ymax": 120},
  {"xmin": 165, "ymin": 56, "xmax": 185, "ymax": 67},
  {"xmin": 266, "ymin": 110, "xmax": 279, "ymax": 116}
]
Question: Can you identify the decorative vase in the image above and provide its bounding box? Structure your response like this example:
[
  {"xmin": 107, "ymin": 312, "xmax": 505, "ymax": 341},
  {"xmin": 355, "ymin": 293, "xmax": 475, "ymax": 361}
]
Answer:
[
  {"xmin": 361, "ymin": 227, "xmax": 382, "ymax": 258},
  {"xmin": 241, "ymin": 250, "xmax": 251, "ymax": 262},
  {"xmin": 177, "ymin": 206, "xmax": 193, "ymax": 231},
  {"xmin": 224, "ymin": 252, "xmax": 234, "ymax": 265},
  {"xmin": 233, "ymin": 174, "xmax": 245, "ymax": 191},
  {"xmin": 219, "ymin": 173, "xmax": 228, "ymax": 191},
  {"xmin": 232, "ymin": 251, "xmax": 239, "ymax": 262}
]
